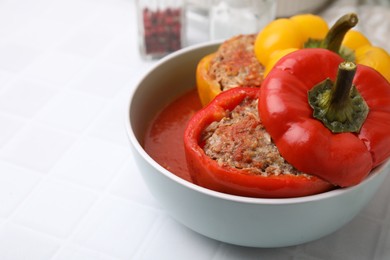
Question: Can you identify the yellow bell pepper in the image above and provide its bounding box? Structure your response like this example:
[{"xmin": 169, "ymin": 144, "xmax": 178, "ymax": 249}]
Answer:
[
  {"xmin": 342, "ymin": 30, "xmax": 370, "ymax": 50},
  {"xmin": 255, "ymin": 13, "xmax": 390, "ymax": 82},
  {"xmin": 342, "ymin": 30, "xmax": 390, "ymax": 82},
  {"xmin": 196, "ymin": 53, "xmax": 221, "ymax": 106},
  {"xmin": 254, "ymin": 13, "xmax": 329, "ymax": 66}
]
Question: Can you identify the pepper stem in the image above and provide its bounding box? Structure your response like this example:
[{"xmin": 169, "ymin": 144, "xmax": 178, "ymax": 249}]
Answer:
[
  {"xmin": 308, "ymin": 61, "xmax": 369, "ymax": 133},
  {"xmin": 320, "ymin": 13, "xmax": 358, "ymax": 53},
  {"xmin": 304, "ymin": 13, "xmax": 358, "ymax": 61}
]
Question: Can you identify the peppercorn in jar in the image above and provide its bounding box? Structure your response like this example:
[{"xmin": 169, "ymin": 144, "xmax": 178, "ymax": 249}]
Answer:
[{"xmin": 136, "ymin": 0, "xmax": 186, "ymax": 60}]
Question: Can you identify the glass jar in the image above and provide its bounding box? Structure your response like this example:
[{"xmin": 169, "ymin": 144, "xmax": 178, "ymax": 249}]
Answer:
[
  {"xmin": 136, "ymin": 0, "xmax": 186, "ymax": 60},
  {"xmin": 209, "ymin": 0, "xmax": 277, "ymax": 40}
]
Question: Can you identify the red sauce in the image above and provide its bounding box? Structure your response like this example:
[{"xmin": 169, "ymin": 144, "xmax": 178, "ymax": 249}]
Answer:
[{"xmin": 144, "ymin": 89, "xmax": 202, "ymax": 182}]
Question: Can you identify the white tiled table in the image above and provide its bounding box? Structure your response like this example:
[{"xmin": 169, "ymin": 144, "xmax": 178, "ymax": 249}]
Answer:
[{"xmin": 0, "ymin": 0, "xmax": 390, "ymax": 259}]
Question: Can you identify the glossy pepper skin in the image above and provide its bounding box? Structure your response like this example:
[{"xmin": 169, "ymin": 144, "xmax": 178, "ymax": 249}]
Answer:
[
  {"xmin": 184, "ymin": 87, "xmax": 334, "ymax": 198},
  {"xmin": 258, "ymin": 48, "xmax": 390, "ymax": 187},
  {"xmin": 196, "ymin": 53, "xmax": 221, "ymax": 106},
  {"xmin": 255, "ymin": 13, "xmax": 390, "ymax": 82},
  {"xmin": 342, "ymin": 30, "xmax": 390, "ymax": 83},
  {"xmin": 254, "ymin": 14, "xmax": 328, "ymax": 66}
]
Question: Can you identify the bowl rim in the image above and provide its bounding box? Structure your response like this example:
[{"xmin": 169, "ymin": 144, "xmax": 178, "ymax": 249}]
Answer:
[{"xmin": 125, "ymin": 41, "xmax": 390, "ymax": 206}]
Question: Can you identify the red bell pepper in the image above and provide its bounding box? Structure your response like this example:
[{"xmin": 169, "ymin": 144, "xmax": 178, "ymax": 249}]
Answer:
[
  {"xmin": 184, "ymin": 87, "xmax": 333, "ymax": 198},
  {"xmin": 258, "ymin": 48, "xmax": 390, "ymax": 187}
]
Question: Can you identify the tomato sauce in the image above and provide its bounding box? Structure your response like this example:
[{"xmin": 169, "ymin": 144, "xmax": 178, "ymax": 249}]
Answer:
[{"xmin": 144, "ymin": 89, "xmax": 202, "ymax": 182}]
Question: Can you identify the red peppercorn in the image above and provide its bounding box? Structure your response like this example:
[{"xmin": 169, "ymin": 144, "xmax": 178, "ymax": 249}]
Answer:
[{"xmin": 139, "ymin": 4, "xmax": 183, "ymax": 59}]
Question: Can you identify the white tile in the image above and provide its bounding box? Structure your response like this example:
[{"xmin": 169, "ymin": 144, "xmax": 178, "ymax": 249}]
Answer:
[
  {"xmin": 0, "ymin": 0, "xmax": 52, "ymax": 14},
  {"xmin": 99, "ymin": 36, "xmax": 137, "ymax": 68},
  {"xmin": 0, "ymin": 10, "xmax": 24, "ymax": 39},
  {"xmin": 378, "ymin": 225, "xmax": 390, "ymax": 260},
  {"xmin": 213, "ymin": 243, "xmax": 295, "ymax": 260},
  {"xmin": 0, "ymin": 78, "xmax": 57, "ymax": 118},
  {"xmin": 50, "ymin": 137, "xmax": 129, "ymax": 190},
  {"xmin": 136, "ymin": 216, "xmax": 219, "ymax": 260},
  {"xmin": 12, "ymin": 178, "xmax": 97, "ymax": 238},
  {"xmin": 97, "ymin": 24, "xmax": 154, "ymax": 73},
  {"xmin": 35, "ymin": 89, "xmax": 106, "ymax": 133},
  {"xmin": 292, "ymin": 255, "xmax": 319, "ymax": 260},
  {"xmin": 99, "ymin": 31, "xmax": 149, "ymax": 70},
  {"xmin": 0, "ymin": 43, "xmax": 42, "ymax": 72},
  {"xmin": 74, "ymin": 196, "xmax": 159, "ymax": 259},
  {"xmin": 0, "ymin": 114, "xmax": 24, "ymax": 147},
  {"xmin": 0, "ymin": 70, "xmax": 14, "ymax": 89},
  {"xmin": 23, "ymin": 51, "xmax": 89, "ymax": 86},
  {"xmin": 303, "ymin": 216, "xmax": 381, "ymax": 260},
  {"xmin": 91, "ymin": 0, "xmax": 134, "ymax": 36},
  {"xmin": 11, "ymin": 18, "xmax": 75, "ymax": 50},
  {"xmin": 53, "ymin": 245, "xmax": 119, "ymax": 260},
  {"xmin": 0, "ymin": 223, "xmax": 60, "ymax": 260},
  {"xmin": 41, "ymin": 0, "xmax": 101, "ymax": 26},
  {"xmin": 68, "ymin": 63, "xmax": 132, "ymax": 98},
  {"xmin": 109, "ymin": 157, "xmax": 159, "ymax": 208},
  {"xmin": 0, "ymin": 123, "xmax": 76, "ymax": 173},
  {"xmin": 87, "ymin": 93, "xmax": 130, "ymax": 145},
  {"xmin": 0, "ymin": 162, "xmax": 41, "ymax": 218},
  {"xmin": 58, "ymin": 22, "xmax": 118, "ymax": 59}
]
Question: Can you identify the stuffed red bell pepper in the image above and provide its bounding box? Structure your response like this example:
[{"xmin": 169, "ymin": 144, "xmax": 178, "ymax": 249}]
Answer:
[
  {"xmin": 259, "ymin": 48, "xmax": 390, "ymax": 187},
  {"xmin": 184, "ymin": 87, "xmax": 334, "ymax": 198}
]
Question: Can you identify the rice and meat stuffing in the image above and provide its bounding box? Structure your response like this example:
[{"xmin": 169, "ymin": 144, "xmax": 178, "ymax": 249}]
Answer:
[
  {"xmin": 201, "ymin": 97, "xmax": 304, "ymax": 176},
  {"xmin": 208, "ymin": 34, "xmax": 264, "ymax": 91}
]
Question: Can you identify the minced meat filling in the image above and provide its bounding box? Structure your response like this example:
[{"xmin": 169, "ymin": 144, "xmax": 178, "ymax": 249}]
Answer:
[
  {"xmin": 208, "ymin": 34, "xmax": 264, "ymax": 91},
  {"xmin": 201, "ymin": 98, "xmax": 303, "ymax": 176}
]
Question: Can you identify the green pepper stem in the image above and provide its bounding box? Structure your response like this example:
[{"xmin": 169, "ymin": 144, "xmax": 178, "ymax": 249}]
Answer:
[
  {"xmin": 328, "ymin": 62, "xmax": 356, "ymax": 117},
  {"xmin": 308, "ymin": 61, "xmax": 369, "ymax": 133},
  {"xmin": 320, "ymin": 13, "xmax": 358, "ymax": 53}
]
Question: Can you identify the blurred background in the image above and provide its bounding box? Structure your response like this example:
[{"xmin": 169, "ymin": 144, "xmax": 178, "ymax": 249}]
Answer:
[
  {"xmin": 0, "ymin": 0, "xmax": 390, "ymax": 259},
  {"xmin": 136, "ymin": 0, "xmax": 390, "ymax": 59}
]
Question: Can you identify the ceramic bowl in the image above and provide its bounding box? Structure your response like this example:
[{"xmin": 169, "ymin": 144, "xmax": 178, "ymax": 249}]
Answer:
[{"xmin": 126, "ymin": 42, "xmax": 390, "ymax": 248}]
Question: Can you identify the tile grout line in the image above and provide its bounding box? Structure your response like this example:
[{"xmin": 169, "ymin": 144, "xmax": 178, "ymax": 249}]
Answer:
[
  {"xmin": 0, "ymin": 69, "xmax": 133, "ymax": 260},
  {"xmin": 130, "ymin": 213, "xmax": 173, "ymax": 259},
  {"xmin": 0, "ymin": 48, "xmax": 145, "ymax": 257},
  {"xmin": 47, "ymin": 151, "xmax": 147, "ymax": 259}
]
